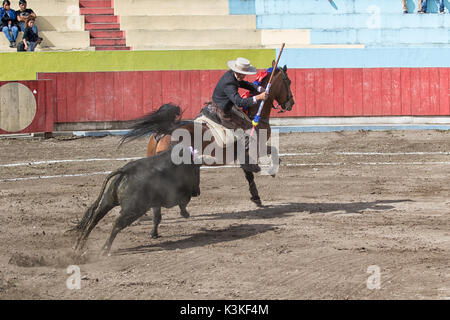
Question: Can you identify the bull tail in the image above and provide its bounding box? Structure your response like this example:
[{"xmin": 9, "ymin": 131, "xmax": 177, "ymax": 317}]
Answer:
[
  {"xmin": 71, "ymin": 169, "xmax": 122, "ymax": 233},
  {"xmin": 119, "ymin": 103, "xmax": 182, "ymax": 146}
]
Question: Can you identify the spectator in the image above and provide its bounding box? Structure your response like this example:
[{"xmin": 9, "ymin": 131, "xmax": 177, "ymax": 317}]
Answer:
[
  {"xmin": 0, "ymin": 0, "xmax": 18, "ymax": 48},
  {"xmin": 22, "ymin": 16, "xmax": 41, "ymax": 51},
  {"xmin": 403, "ymin": 0, "xmax": 423, "ymax": 13},
  {"xmin": 419, "ymin": 0, "xmax": 445, "ymax": 13},
  {"xmin": 16, "ymin": 0, "xmax": 37, "ymax": 33}
]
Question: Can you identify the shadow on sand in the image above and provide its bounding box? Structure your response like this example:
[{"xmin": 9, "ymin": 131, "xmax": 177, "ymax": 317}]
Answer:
[
  {"xmin": 115, "ymin": 199, "xmax": 411, "ymax": 255},
  {"xmin": 184, "ymin": 199, "xmax": 414, "ymax": 222},
  {"xmin": 114, "ymin": 223, "xmax": 276, "ymax": 256}
]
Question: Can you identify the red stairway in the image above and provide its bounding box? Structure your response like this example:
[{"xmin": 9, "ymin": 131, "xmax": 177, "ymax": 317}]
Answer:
[{"xmin": 79, "ymin": 0, "xmax": 130, "ymax": 51}]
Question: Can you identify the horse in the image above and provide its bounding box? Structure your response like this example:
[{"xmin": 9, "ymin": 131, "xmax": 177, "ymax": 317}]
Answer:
[{"xmin": 122, "ymin": 64, "xmax": 295, "ymax": 207}]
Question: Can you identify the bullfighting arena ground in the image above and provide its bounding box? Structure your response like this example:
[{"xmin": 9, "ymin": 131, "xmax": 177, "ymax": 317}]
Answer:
[{"xmin": 0, "ymin": 130, "xmax": 449, "ymax": 299}]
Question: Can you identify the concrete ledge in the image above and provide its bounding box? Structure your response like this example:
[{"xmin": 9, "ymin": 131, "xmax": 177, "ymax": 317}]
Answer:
[
  {"xmin": 36, "ymin": 16, "xmax": 85, "ymax": 31},
  {"xmin": 39, "ymin": 31, "xmax": 90, "ymax": 49},
  {"xmin": 25, "ymin": 0, "xmax": 80, "ymax": 16},
  {"xmin": 126, "ymin": 29, "xmax": 262, "ymax": 48},
  {"xmin": 114, "ymin": 0, "xmax": 229, "ymax": 16},
  {"xmin": 0, "ymin": 31, "xmax": 90, "ymax": 52},
  {"xmin": 270, "ymin": 116, "xmax": 450, "ymax": 126},
  {"xmin": 53, "ymin": 116, "xmax": 450, "ymax": 136},
  {"xmin": 279, "ymin": 47, "xmax": 450, "ymax": 68},
  {"xmin": 119, "ymin": 15, "xmax": 256, "ymax": 30},
  {"xmin": 274, "ymin": 125, "xmax": 450, "ymax": 133},
  {"xmin": 261, "ymin": 29, "xmax": 310, "ymax": 46},
  {"xmin": 65, "ymin": 124, "xmax": 450, "ymax": 137}
]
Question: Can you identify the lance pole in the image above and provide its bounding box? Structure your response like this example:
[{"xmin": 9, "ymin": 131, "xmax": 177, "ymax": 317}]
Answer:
[{"xmin": 251, "ymin": 43, "xmax": 285, "ymax": 136}]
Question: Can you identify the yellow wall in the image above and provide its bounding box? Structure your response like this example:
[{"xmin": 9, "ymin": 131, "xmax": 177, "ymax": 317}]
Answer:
[{"xmin": 2, "ymin": 49, "xmax": 275, "ymax": 81}]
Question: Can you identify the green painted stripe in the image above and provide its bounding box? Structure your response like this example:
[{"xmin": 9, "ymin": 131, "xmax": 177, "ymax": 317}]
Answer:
[{"xmin": 1, "ymin": 49, "xmax": 275, "ymax": 81}]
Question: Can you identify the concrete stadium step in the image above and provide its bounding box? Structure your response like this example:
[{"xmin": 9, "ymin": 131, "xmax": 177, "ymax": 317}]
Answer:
[
  {"xmin": 85, "ymin": 15, "xmax": 118, "ymax": 23},
  {"xmin": 80, "ymin": 7, "xmax": 114, "ymax": 15},
  {"xmin": 125, "ymin": 29, "xmax": 310, "ymax": 50},
  {"xmin": 89, "ymin": 30, "xmax": 125, "ymax": 38},
  {"xmin": 26, "ymin": 0, "xmax": 81, "ymax": 16},
  {"xmin": 114, "ymin": 0, "xmax": 229, "ymax": 16},
  {"xmin": 36, "ymin": 16, "xmax": 84, "ymax": 31},
  {"xmin": 125, "ymin": 29, "xmax": 260, "ymax": 47},
  {"xmin": 119, "ymin": 15, "xmax": 255, "ymax": 31},
  {"xmin": 79, "ymin": 0, "xmax": 128, "ymax": 51},
  {"xmin": 0, "ymin": 31, "xmax": 90, "ymax": 51},
  {"xmin": 90, "ymin": 38, "xmax": 126, "ymax": 46},
  {"xmin": 257, "ymin": 13, "xmax": 450, "ymax": 29},
  {"xmin": 261, "ymin": 29, "xmax": 310, "ymax": 47},
  {"xmin": 79, "ymin": 0, "xmax": 112, "ymax": 7},
  {"xmin": 95, "ymin": 45, "xmax": 130, "ymax": 51},
  {"xmin": 311, "ymin": 28, "xmax": 450, "ymax": 45},
  {"xmin": 85, "ymin": 23, "xmax": 121, "ymax": 30}
]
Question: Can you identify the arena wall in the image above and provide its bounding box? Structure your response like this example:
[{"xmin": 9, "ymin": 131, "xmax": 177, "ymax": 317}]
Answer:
[{"xmin": 0, "ymin": 0, "xmax": 449, "ymax": 134}]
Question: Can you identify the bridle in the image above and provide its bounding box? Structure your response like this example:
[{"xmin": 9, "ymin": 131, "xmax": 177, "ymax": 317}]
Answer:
[
  {"xmin": 274, "ymin": 68, "xmax": 294, "ymax": 111},
  {"xmin": 249, "ymin": 67, "xmax": 294, "ymax": 124}
]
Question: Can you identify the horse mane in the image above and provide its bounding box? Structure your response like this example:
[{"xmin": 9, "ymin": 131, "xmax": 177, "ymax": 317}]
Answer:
[{"xmin": 120, "ymin": 103, "xmax": 183, "ymax": 146}]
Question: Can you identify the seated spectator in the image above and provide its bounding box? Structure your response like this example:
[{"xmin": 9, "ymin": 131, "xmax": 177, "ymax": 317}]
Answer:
[
  {"xmin": 22, "ymin": 16, "xmax": 41, "ymax": 51},
  {"xmin": 16, "ymin": 0, "xmax": 36, "ymax": 33},
  {"xmin": 419, "ymin": 0, "xmax": 445, "ymax": 13},
  {"xmin": 0, "ymin": 0, "xmax": 18, "ymax": 48},
  {"xmin": 402, "ymin": 0, "xmax": 423, "ymax": 13}
]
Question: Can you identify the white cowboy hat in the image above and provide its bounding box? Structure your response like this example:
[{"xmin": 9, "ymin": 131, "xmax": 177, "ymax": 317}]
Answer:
[{"xmin": 227, "ymin": 57, "xmax": 257, "ymax": 75}]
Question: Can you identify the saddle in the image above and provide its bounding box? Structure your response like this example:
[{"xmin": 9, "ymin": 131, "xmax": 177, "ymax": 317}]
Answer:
[{"xmin": 195, "ymin": 102, "xmax": 252, "ymax": 148}]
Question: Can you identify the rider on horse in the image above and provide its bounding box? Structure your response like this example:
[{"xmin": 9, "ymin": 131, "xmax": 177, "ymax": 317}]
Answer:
[{"xmin": 208, "ymin": 57, "xmax": 268, "ymax": 172}]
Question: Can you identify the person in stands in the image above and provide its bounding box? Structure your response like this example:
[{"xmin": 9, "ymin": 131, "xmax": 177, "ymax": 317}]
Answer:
[
  {"xmin": 21, "ymin": 16, "xmax": 41, "ymax": 51},
  {"xmin": 0, "ymin": 0, "xmax": 18, "ymax": 48},
  {"xmin": 402, "ymin": 0, "xmax": 424, "ymax": 13},
  {"xmin": 419, "ymin": 0, "xmax": 445, "ymax": 13},
  {"xmin": 16, "ymin": 0, "xmax": 37, "ymax": 33}
]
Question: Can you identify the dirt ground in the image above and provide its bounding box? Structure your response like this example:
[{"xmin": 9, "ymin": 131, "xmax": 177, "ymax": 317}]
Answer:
[{"xmin": 0, "ymin": 130, "xmax": 449, "ymax": 300}]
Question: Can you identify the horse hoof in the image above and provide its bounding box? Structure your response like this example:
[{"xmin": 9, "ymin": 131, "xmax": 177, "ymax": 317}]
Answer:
[
  {"xmin": 251, "ymin": 197, "xmax": 263, "ymax": 207},
  {"xmin": 150, "ymin": 234, "xmax": 160, "ymax": 239},
  {"xmin": 180, "ymin": 211, "xmax": 190, "ymax": 218}
]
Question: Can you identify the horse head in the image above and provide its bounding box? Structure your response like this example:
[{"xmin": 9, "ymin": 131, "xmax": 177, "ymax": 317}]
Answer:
[
  {"xmin": 270, "ymin": 65, "xmax": 295, "ymax": 111},
  {"xmin": 258, "ymin": 64, "xmax": 295, "ymax": 113}
]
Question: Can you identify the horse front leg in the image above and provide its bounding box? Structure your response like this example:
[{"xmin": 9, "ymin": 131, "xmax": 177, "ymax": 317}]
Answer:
[
  {"xmin": 267, "ymin": 145, "xmax": 280, "ymax": 178},
  {"xmin": 243, "ymin": 169, "xmax": 263, "ymax": 207}
]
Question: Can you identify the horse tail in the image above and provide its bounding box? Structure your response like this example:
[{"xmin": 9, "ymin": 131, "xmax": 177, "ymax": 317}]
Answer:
[
  {"xmin": 72, "ymin": 169, "xmax": 122, "ymax": 233},
  {"xmin": 120, "ymin": 103, "xmax": 182, "ymax": 146}
]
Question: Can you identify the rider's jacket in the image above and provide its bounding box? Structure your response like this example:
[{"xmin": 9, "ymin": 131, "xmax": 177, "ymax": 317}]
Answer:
[{"xmin": 212, "ymin": 70, "xmax": 259, "ymax": 113}]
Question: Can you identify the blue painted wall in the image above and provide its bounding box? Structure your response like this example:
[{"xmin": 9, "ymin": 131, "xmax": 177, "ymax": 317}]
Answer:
[
  {"xmin": 230, "ymin": 0, "xmax": 449, "ymax": 15},
  {"xmin": 278, "ymin": 47, "xmax": 450, "ymax": 69},
  {"xmin": 229, "ymin": 0, "xmax": 255, "ymax": 14},
  {"xmin": 230, "ymin": 0, "xmax": 450, "ymax": 68},
  {"xmin": 230, "ymin": 0, "xmax": 449, "ymax": 46},
  {"xmin": 257, "ymin": 13, "xmax": 450, "ymax": 29}
]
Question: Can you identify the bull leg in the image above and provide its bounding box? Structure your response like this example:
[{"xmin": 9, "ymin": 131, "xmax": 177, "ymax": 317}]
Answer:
[
  {"xmin": 243, "ymin": 169, "xmax": 263, "ymax": 207},
  {"xmin": 150, "ymin": 207, "xmax": 162, "ymax": 238},
  {"xmin": 179, "ymin": 201, "xmax": 190, "ymax": 218},
  {"xmin": 100, "ymin": 209, "xmax": 145, "ymax": 256},
  {"xmin": 75, "ymin": 198, "xmax": 115, "ymax": 251}
]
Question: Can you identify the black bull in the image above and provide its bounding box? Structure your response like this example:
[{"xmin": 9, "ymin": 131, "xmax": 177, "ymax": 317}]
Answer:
[{"xmin": 72, "ymin": 146, "xmax": 201, "ymax": 255}]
